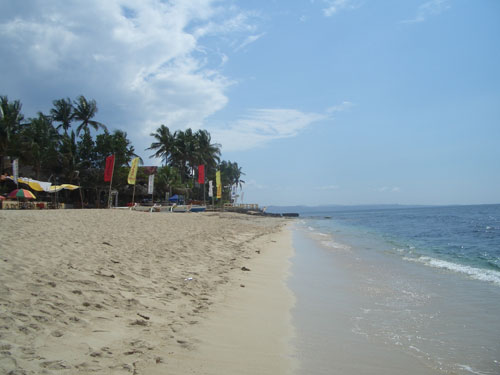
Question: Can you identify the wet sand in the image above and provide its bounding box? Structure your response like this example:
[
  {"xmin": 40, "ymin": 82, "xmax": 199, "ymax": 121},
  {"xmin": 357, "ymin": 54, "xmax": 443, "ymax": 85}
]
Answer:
[{"xmin": 290, "ymin": 228, "xmax": 438, "ymax": 375}]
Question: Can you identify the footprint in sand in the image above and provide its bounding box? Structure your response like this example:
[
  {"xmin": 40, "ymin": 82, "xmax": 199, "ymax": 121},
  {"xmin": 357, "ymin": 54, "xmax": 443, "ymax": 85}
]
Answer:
[{"xmin": 40, "ymin": 360, "xmax": 71, "ymax": 369}]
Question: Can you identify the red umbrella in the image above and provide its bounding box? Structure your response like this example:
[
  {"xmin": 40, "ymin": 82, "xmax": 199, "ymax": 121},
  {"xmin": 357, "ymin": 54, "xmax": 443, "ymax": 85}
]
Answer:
[
  {"xmin": 7, "ymin": 189, "xmax": 36, "ymax": 199},
  {"xmin": 0, "ymin": 195, "xmax": 5, "ymax": 200}
]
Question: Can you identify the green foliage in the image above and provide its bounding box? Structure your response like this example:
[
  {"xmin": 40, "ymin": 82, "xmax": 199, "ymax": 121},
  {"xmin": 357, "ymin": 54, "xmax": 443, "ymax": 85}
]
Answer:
[
  {"xmin": 20, "ymin": 112, "xmax": 60, "ymax": 179},
  {"xmin": 147, "ymin": 125, "xmax": 174, "ymax": 165},
  {"xmin": 219, "ymin": 160, "xmax": 245, "ymax": 200},
  {"xmin": 147, "ymin": 125, "xmax": 221, "ymax": 183},
  {"xmin": 73, "ymin": 95, "xmax": 107, "ymax": 136},
  {"xmin": 1, "ymin": 94, "xmax": 245, "ymax": 206},
  {"xmin": 95, "ymin": 129, "xmax": 139, "ymax": 169},
  {"xmin": 0, "ymin": 96, "xmax": 24, "ymax": 170},
  {"xmin": 50, "ymin": 98, "xmax": 74, "ymax": 135},
  {"xmin": 156, "ymin": 165, "xmax": 182, "ymax": 195}
]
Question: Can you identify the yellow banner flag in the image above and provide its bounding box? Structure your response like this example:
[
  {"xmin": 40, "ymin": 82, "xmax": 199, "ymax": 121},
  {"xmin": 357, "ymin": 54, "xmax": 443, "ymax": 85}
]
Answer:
[
  {"xmin": 127, "ymin": 157, "xmax": 140, "ymax": 185},
  {"xmin": 216, "ymin": 170, "xmax": 222, "ymax": 199}
]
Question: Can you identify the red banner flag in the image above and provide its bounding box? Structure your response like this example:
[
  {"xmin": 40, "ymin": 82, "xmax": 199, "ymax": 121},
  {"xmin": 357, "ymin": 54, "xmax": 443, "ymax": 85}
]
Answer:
[
  {"xmin": 104, "ymin": 155, "xmax": 115, "ymax": 182},
  {"xmin": 198, "ymin": 165, "xmax": 205, "ymax": 184}
]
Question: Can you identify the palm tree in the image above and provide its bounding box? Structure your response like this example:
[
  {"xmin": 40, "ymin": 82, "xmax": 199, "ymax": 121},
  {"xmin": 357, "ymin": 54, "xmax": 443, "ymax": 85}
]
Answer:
[
  {"xmin": 220, "ymin": 160, "xmax": 245, "ymax": 200},
  {"xmin": 73, "ymin": 95, "xmax": 107, "ymax": 136},
  {"xmin": 194, "ymin": 129, "xmax": 221, "ymax": 171},
  {"xmin": 59, "ymin": 130, "xmax": 78, "ymax": 183},
  {"xmin": 157, "ymin": 165, "xmax": 182, "ymax": 196},
  {"xmin": 147, "ymin": 125, "xmax": 174, "ymax": 165},
  {"xmin": 171, "ymin": 129, "xmax": 199, "ymax": 182},
  {"xmin": 50, "ymin": 98, "xmax": 74, "ymax": 135},
  {"xmin": 20, "ymin": 113, "xmax": 60, "ymax": 179},
  {"xmin": 0, "ymin": 96, "xmax": 24, "ymax": 171}
]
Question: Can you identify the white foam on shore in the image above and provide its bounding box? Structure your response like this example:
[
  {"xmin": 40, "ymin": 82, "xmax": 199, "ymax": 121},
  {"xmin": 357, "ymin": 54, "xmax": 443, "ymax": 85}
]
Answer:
[
  {"xmin": 404, "ymin": 256, "xmax": 500, "ymax": 286},
  {"xmin": 306, "ymin": 228, "xmax": 351, "ymax": 251},
  {"xmin": 456, "ymin": 364, "xmax": 489, "ymax": 375},
  {"xmin": 320, "ymin": 239, "xmax": 351, "ymax": 251}
]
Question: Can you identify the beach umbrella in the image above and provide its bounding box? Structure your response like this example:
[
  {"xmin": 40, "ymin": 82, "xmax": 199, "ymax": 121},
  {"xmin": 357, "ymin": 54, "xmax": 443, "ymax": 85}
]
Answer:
[
  {"xmin": 0, "ymin": 195, "xmax": 5, "ymax": 200},
  {"xmin": 7, "ymin": 188, "xmax": 36, "ymax": 200}
]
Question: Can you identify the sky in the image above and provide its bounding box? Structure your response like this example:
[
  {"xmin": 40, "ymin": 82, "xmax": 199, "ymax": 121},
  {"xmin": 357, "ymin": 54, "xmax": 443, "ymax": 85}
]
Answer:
[{"xmin": 1, "ymin": 0, "xmax": 499, "ymax": 206}]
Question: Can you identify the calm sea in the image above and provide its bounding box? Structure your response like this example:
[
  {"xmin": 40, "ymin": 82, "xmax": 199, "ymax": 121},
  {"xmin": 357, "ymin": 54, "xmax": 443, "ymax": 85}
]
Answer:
[
  {"xmin": 302, "ymin": 204, "xmax": 500, "ymax": 286},
  {"xmin": 290, "ymin": 204, "xmax": 500, "ymax": 375}
]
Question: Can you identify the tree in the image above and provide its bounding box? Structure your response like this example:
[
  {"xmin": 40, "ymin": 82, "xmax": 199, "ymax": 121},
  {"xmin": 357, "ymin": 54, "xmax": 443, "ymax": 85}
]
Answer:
[
  {"xmin": 220, "ymin": 160, "xmax": 245, "ymax": 200},
  {"xmin": 156, "ymin": 165, "xmax": 182, "ymax": 196},
  {"xmin": 147, "ymin": 125, "xmax": 174, "ymax": 165},
  {"xmin": 147, "ymin": 126, "xmax": 223, "ymax": 196},
  {"xmin": 170, "ymin": 129, "xmax": 195, "ymax": 182},
  {"xmin": 77, "ymin": 128, "xmax": 97, "ymax": 171},
  {"xmin": 95, "ymin": 129, "xmax": 139, "ymax": 169},
  {"xmin": 0, "ymin": 96, "xmax": 24, "ymax": 171},
  {"xmin": 194, "ymin": 129, "xmax": 221, "ymax": 173},
  {"xmin": 59, "ymin": 131, "xmax": 79, "ymax": 183},
  {"xmin": 73, "ymin": 95, "xmax": 107, "ymax": 136},
  {"xmin": 20, "ymin": 113, "xmax": 60, "ymax": 179},
  {"xmin": 50, "ymin": 98, "xmax": 74, "ymax": 135}
]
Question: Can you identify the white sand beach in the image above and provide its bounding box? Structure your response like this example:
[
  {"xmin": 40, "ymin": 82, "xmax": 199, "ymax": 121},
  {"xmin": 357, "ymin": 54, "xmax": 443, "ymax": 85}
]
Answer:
[{"xmin": 0, "ymin": 210, "xmax": 295, "ymax": 374}]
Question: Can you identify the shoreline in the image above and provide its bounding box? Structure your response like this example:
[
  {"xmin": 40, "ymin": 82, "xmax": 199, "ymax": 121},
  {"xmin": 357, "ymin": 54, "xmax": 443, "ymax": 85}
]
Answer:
[
  {"xmin": 166, "ymin": 224, "xmax": 297, "ymax": 374},
  {"xmin": 0, "ymin": 209, "xmax": 297, "ymax": 374},
  {"xmin": 290, "ymin": 228, "xmax": 437, "ymax": 375},
  {"xmin": 290, "ymin": 218, "xmax": 500, "ymax": 375}
]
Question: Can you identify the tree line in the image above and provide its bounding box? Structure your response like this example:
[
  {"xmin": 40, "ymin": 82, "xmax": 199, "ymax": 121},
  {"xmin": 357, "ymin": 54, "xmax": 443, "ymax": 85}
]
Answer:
[{"xmin": 0, "ymin": 95, "xmax": 244, "ymax": 206}]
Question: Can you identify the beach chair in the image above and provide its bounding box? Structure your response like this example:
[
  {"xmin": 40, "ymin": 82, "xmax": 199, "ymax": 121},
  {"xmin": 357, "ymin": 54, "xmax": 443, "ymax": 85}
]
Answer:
[{"xmin": 150, "ymin": 203, "xmax": 161, "ymax": 213}]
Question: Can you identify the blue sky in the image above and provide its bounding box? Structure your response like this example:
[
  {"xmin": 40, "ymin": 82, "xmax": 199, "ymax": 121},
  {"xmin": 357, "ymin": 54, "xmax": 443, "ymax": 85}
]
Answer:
[{"xmin": 1, "ymin": 0, "xmax": 499, "ymax": 206}]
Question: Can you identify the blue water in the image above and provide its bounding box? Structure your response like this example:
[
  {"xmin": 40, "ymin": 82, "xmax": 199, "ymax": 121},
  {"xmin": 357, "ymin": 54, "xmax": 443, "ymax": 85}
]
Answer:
[
  {"xmin": 299, "ymin": 204, "xmax": 500, "ymax": 286},
  {"xmin": 289, "ymin": 204, "xmax": 500, "ymax": 374}
]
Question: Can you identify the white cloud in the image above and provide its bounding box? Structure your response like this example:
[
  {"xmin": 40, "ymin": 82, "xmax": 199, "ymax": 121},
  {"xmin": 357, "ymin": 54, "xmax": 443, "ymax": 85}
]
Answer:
[
  {"xmin": 235, "ymin": 32, "xmax": 266, "ymax": 51},
  {"xmin": 316, "ymin": 185, "xmax": 340, "ymax": 190},
  {"xmin": 378, "ymin": 186, "xmax": 401, "ymax": 192},
  {"xmin": 0, "ymin": 0, "xmax": 258, "ymax": 157},
  {"xmin": 322, "ymin": 0, "xmax": 358, "ymax": 17},
  {"xmin": 326, "ymin": 101, "xmax": 354, "ymax": 113},
  {"xmin": 402, "ymin": 0, "xmax": 451, "ymax": 23},
  {"xmin": 210, "ymin": 108, "xmax": 326, "ymax": 152},
  {"xmin": 0, "ymin": 1, "xmax": 352, "ymax": 160}
]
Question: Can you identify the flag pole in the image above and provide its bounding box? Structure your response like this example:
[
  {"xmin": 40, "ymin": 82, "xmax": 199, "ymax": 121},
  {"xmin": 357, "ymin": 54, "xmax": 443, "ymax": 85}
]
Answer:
[
  {"xmin": 132, "ymin": 184, "xmax": 136, "ymax": 205},
  {"xmin": 107, "ymin": 155, "xmax": 115, "ymax": 209}
]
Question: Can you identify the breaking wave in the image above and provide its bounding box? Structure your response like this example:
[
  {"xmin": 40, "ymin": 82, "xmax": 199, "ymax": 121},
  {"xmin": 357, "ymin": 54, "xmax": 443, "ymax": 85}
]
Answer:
[{"xmin": 405, "ymin": 256, "xmax": 500, "ymax": 286}]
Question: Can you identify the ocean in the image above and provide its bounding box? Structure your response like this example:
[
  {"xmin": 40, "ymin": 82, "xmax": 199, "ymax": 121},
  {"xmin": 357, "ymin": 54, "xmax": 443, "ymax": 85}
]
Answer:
[{"xmin": 288, "ymin": 204, "xmax": 500, "ymax": 375}]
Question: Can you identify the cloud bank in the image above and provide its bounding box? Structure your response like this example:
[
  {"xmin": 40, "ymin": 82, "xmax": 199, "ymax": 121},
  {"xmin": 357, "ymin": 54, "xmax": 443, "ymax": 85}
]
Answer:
[
  {"xmin": 0, "ymin": 1, "xmax": 352, "ymax": 158},
  {"xmin": 0, "ymin": 0, "xmax": 259, "ymax": 154}
]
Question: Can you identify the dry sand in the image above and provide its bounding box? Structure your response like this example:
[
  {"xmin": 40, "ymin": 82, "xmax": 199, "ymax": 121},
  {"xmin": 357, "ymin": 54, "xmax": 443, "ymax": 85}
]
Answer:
[{"xmin": 0, "ymin": 209, "xmax": 295, "ymax": 374}]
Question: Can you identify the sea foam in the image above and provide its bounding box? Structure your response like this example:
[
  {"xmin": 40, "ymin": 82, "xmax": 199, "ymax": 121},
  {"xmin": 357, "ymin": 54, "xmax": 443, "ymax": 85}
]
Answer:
[{"xmin": 405, "ymin": 256, "xmax": 500, "ymax": 286}]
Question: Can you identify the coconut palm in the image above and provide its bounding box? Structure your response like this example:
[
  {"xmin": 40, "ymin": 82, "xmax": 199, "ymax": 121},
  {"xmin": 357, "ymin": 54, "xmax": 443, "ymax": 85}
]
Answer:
[
  {"xmin": 220, "ymin": 160, "xmax": 245, "ymax": 194},
  {"xmin": 59, "ymin": 130, "xmax": 79, "ymax": 183},
  {"xmin": 0, "ymin": 96, "xmax": 24, "ymax": 171},
  {"xmin": 50, "ymin": 98, "xmax": 74, "ymax": 135},
  {"xmin": 147, "ymin": 125, "xmax": 174, "ymax": 165},
  {"xmin": 20, "ymin": 113, "xmax": 60, "ymax": 179},
  {"xmin": 194, "ymin": 129, "xmax": 221, "ymax": 171},
  {"xmin": 73, "ymin": 95, "xmax": 107, "ymax": 136},
  {"xmin": 173, "ymin": 128, "xmax": 197, "ymax": 182}
]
